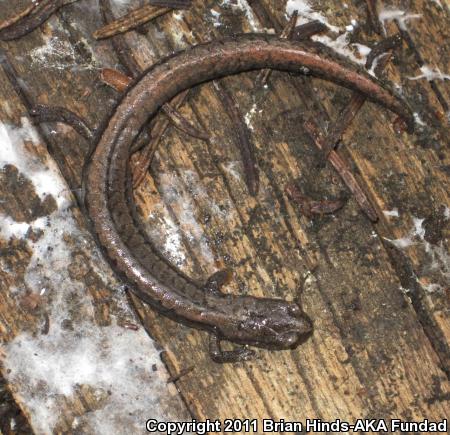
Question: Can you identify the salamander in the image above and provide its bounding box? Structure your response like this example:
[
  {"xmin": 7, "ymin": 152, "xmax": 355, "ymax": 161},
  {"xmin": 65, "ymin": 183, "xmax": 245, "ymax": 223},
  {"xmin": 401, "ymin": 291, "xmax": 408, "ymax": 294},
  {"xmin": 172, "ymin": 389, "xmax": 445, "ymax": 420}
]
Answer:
[{"xmin": 82, "ymin": 34, "xmax": 414, "ymax": 362}]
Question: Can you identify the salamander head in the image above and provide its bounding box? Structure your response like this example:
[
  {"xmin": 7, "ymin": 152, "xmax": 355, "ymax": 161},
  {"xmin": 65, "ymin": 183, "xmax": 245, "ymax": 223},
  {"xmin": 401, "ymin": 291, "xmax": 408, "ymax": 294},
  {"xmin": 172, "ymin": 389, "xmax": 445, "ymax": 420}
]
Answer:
[{"xmin": 218, "ymin": 296, "xmax": 313, "ymax": 350}]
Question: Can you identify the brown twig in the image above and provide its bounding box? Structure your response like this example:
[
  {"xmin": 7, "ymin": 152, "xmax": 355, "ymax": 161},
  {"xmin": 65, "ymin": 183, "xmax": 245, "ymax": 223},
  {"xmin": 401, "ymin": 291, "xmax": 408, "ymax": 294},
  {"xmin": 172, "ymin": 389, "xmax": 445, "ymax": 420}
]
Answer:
[
  {"xmin": 166, "ymin": 365, "xmax": 194, "ymax": 383},
  {"xmin": 365, "ymin": 33, "xmax": 402, "ymax": 72},
  {"xmin": 0, "ymin": 1, "xmax": 40, "ymax": 31},
  {"xmin": 285, "ymin": 183, "xmax": 345, "ymax": 217},
  {"xmin": 365, "ymin": 0, "xmax": 383, "ymax": 35},
  {"xmin": 303, "ymin": 118, "xmax": 379, "ymax": 222},
  {"xmin": 93, "ymin": 1, "xmax": 192, "ymax": 40},
  {"xmin": 132, "ymin": 90, "xmax": 190, "ymax": 188},
  {"xmin": 100, "ymin": 67, "xmax": 132, "ymax": 92},
  {"xmin": 394, "ymin": 19, "xmax": 449, "ymax": 114},
  {"xmin": 148, "ymin": 0, "xmax": 192, "ymax": 8},
  {"xmin": 0, "ymin": 0, "xmax": 80, "ymax": 41},
  {"xmin": 213, "ymin": 80, "xmax": 259, "ymax": 196},
  {"xmin": 98, "ymin": 0, "xmax": 142, "ymax": 76},
  {"xmin": 292, "ymin": 20, "xmax": 328, "ymax": 41},
  {"xmin": 100, "ymin": 68, "xmax": 209, "ymax": 142},
  {"xmin": 161, "ymin": 103, "xmax": 209, "ymax": 141},
  {"xmin": 320, "ymin": 34, "xmax": 403, "ymax": 160}
]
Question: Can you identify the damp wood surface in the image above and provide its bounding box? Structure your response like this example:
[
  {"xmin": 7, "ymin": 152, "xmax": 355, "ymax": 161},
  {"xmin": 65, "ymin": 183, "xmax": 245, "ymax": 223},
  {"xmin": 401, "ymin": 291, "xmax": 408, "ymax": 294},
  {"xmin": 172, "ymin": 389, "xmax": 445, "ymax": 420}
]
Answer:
[{"xmin": 0, "ymin": 0, "xmax": 449, "ymax": 433}]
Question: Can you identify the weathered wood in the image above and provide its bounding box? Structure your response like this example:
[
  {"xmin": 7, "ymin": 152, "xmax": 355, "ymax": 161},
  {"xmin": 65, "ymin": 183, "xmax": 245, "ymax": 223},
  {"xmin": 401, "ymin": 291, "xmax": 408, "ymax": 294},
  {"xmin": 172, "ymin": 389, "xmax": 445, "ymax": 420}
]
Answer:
[
  {"xmin": 0, "ymin": 1, "xmax": 191, "ymax": 433},
  {"xmin": 0, "ymin": 0, "xmax": 448, "ymax": 432}
]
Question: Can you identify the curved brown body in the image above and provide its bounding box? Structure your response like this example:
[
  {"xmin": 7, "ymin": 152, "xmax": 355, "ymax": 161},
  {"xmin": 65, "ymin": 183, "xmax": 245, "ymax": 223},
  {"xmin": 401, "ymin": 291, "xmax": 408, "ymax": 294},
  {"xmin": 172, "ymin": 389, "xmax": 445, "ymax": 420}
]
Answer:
[{"xmin": 83, "ymin": 35, "xmax": 414, "ymax": 360}]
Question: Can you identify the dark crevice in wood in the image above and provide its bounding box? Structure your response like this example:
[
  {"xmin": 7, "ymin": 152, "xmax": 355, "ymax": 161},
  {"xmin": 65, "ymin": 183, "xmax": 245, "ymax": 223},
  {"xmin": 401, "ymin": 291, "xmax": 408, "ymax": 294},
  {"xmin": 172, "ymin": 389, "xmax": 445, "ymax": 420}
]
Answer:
[
  {"xmin": 380, "ymin": 238, "xmax": 450, "ymax": 379},
  {"xmin": 0, "ymin": 375, "xmax": 33, "ymax": 435}
]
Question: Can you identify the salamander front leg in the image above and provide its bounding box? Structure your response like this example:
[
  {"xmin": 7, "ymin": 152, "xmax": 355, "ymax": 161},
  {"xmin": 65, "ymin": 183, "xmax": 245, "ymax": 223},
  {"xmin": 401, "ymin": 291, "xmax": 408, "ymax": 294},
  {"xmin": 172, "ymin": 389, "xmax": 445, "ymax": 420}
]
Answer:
[
  {"xmin": 204, "ymin": 269, "xmax": 233, "ymax": 295},
  {"xmin": 208, "ymin": 334, "xmax": 255, "ymax": 363}
]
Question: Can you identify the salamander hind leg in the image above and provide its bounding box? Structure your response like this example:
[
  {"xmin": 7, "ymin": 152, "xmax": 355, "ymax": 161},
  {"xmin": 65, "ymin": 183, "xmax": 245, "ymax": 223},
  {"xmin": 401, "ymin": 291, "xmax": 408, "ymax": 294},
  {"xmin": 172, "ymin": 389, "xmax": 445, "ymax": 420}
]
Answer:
[
  {"xmin": 203, "ymin": 269, "xmax": 233, "ymax": 295},
  {"xmin": 208, "ymin": 334, "xmax": 255, "ymax": 363}
]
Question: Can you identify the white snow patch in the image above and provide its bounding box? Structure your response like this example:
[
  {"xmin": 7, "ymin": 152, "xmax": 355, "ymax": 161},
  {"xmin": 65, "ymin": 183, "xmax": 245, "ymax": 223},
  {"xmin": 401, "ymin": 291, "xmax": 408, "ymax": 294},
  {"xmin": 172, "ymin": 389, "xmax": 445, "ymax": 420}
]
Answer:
[
  {"xmin": 383, "ymin": 208, "xmax": 399, "ymax": 218},
  {"xmin": 384, "ymin": 216, "xmax": 450, "ymax": 294},
  {"xmin": 444, "ymin": 206, "xmax": 450, "ymax": 220},
  {"xmin": 0, "ymin": 215, "xmax": 33, "ymax": 240},
  {"xmin": 408, "ymin": 65, "xmax": 450, "ymax": 82},
  {"xmin": 413, "ymin": 112, "xmax": 427, "ymax": 127},
  {"xmin": 4, "ymin": 323, "xmax": 171, "ymax": 434},
  {"xmin": 384, "ymin": 217, "xmax": 424, "ymax": 248},
  {"xmin": 172, "ymin": 10, "xmax": 184, "ymax": 21},
  {"xmin": 286, "ymin": 0, "xmax": 340, "ymax": 33},
  {"xmin": 29, "ymin": 35, "xmax": 95, "ymax": 71},
  {"xmin": 346, "ymin": 19, "xmax": 358, "ymax": 32},
  {"xmin": 0, "ymin": 119, "xmax": 188, "ymax": 433},
  {"xmin": 287, "ymin": 1, "xmax": 371, "ymax": 65},
  {"xmin": 244, "ymin": 103, "xmax": 259, "ymax": 131},
  {"xmin": 378, "ymin": 8, "xmax": 421, "ymax": 33},
  {"xmin": 148, "ymin": 205, "xmax": 186, "ymax": 267},
  {"xmin": 210, "ymin": 8, "xmax": 222, "ymax": 27},
  {"xmin": 110, "ymin": 0, "xmax": 133, "ymax": 13},
  {"xmin": 430, "ymin": 0, "xmax": 443, "ymax": 8},
  {"xmin": 367, "ymin": 54, "xmax": 381, "ymax": 77},
  {"xmin": 222, "ymin": 161, "xmax": 244, "ymax": 183},
  {"xmin": 157, "ymin": 171, "xmax": 214, "ymax": 264},
  {"xmin": 422, "ymin": 282, "xmax": 442, "ymax": 293},
  {"xmin": 314, "ymin": 33, "xmax": 368, "ymax": 65},
  {"xmin": 0, "ymin": 120, "xmax": 69, "ymax": 209}
]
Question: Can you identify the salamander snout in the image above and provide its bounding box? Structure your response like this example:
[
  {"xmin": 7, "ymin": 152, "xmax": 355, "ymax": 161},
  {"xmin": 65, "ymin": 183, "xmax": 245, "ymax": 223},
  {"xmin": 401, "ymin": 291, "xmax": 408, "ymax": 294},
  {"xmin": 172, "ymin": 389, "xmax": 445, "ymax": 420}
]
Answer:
[
  {"xmin": 279, "ymin": 306, "xmax": 313, "ymax": 348},
  {"xmin": 230, "ymin": 298, "xmax": 313, "ymax": 350}
]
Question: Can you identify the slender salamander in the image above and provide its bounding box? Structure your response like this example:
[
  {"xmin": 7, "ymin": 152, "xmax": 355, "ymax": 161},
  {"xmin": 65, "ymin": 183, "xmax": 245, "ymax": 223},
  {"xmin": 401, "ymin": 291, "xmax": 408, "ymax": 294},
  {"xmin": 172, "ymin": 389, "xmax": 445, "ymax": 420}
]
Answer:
[{"xmin": 82, "ymin": 34, "xmax": 414, "ymax": 362}]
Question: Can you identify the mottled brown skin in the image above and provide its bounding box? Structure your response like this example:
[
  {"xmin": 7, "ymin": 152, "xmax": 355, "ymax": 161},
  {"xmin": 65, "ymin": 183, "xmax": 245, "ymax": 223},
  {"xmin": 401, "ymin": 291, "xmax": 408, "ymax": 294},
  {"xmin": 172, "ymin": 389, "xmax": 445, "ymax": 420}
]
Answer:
[{"xmin": 83, "ymin": 35, "xmax": 414, "ymax": 362}]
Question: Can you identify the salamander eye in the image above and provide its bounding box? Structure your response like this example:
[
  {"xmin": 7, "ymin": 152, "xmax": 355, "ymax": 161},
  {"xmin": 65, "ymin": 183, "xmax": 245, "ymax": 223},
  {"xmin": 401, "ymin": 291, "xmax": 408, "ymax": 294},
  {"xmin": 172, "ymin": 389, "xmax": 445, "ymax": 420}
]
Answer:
[
  {"xmin": 282, "ymin": 331, "xmax": 299, "ymax": 347},
  {"xmin": 288, "ymin": 304, "xmax": 302, "ymax": 316}
]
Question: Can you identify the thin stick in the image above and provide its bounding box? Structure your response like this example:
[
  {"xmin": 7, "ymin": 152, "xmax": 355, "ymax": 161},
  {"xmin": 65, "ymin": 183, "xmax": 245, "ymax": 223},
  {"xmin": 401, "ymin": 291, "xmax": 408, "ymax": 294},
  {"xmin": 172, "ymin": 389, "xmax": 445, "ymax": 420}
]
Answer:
[
  {"xmin": 365, "ymin": 0, "xmax": 383, "ymax": 35},
  {"xmin": 132, "ymin": 90, "xmax": 190, "ymax": 189},
  {"xmin": 0, "ymin": 2, "xmax": 40, "ymax": 31},
  {"xmin": 395, "ymin": 19, "xmax": 449, "ymax": 114},
  {"xmin": 161, "ymin": 103, "xmax": 209, "ymax": 141},
  {"xmin": 0, "ymin": 0, "xmax": 80, "ymax": 41},
  {"xmin": 320, "ymin": 34, "xmax": 403, "ymax": 160},
  {"xmin": 285, "ymin": 183, "xmax": 345, "ymax": 218},
  {"xmin": 213, "ymin": 80, "xmax": 259, "ymax": 196},
  {"xmin": 148, "ymin": 0, "xmax": 191, "ymax": 8},
  {"xmin": 93, "ymin": 2, "xmax": 191, "ymax": 40},
  {"xmin": 291, "ymin": 20, "xmax": 328, "ymax": 41},
  {"xmin": 303, "ymin": 118, "xmax": 379, "ymax": 222},
  {"xmin": 30, "ymin": 104, "xmax": 94, "ymax": 141},
  {"xmin": 100, "ymin": 68, "xmax": 209, "ymax": 141}
]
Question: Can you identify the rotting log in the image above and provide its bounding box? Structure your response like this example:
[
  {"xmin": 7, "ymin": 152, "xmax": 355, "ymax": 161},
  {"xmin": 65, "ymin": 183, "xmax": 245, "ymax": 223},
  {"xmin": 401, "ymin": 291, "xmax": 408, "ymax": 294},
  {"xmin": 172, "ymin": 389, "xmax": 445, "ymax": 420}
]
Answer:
[{"xmin": 0, "ymin": 0, "xmax": 448, "ymax": 432}]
